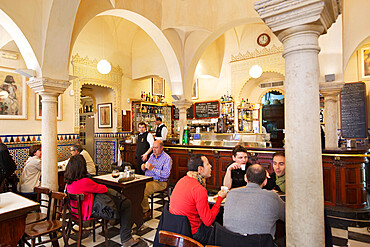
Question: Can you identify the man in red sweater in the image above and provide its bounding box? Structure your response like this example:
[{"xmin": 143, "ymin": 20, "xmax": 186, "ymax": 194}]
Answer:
[{"xmin": 169, "ymin": 153, "xmax": 227, "ymax": 245}]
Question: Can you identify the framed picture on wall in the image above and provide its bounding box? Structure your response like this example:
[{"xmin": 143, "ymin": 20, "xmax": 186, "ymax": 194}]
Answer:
[
  {"xmin": 192, "ymin": 78, "xmax": 199, "ymax": 100},
  {"xmin": 98, "ymin": 103, "xmax": 112, "ymax": 128},
  {"xmin": 361, "ymin": 47, "xmax": 370, "ymax": 78},
  {"xmin": 36, "ymin": 93, "xmax": 62, "ymax": 120},
  {"xmin": 0, "ymin": 67, "xmax": 27, "ymax": 119},
  {"xmin": 152, "ymin": 77, "xmax": 165, "ymax": 96}
]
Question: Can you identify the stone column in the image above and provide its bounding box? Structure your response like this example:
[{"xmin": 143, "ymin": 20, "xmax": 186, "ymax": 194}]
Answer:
[
  {"xmin": 173, "ymin": 99, "xmax": 192, "ymax": 144},
  {"xmin": 279, "ymin": 24, "xmax": 325, "ymax": 246},
  {"xmin": 27, "ymin": 77, "xmax": 71, "ymax": 191},
  {"xmin": 320, "ymin": 82, "xmax": 344, "ymax": 149},
  {"xmin": 254, "ymin": 1, "xmax": 341, "ymax": 246}
]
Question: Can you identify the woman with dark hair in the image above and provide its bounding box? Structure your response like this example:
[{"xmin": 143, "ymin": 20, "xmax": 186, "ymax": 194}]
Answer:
[
  {"xmin": 20, "ymin": 144, "xmax": 42, "ymax": 194},
  {"xmin": 0, "ymin": 143, "xmax": 16, "ymax": 188},
  {"xmin": 65, "ymin": 155, "xmax": 139, "ymax": 247}
]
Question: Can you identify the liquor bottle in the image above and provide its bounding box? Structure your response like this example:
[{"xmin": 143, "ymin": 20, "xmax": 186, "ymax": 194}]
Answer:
[{"xmin": 182, "ymin": 127, "xmax": 188, "ymax": 145}]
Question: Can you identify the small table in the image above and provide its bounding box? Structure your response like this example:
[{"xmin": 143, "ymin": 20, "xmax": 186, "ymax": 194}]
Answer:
[
  {"xmin": 0, "ymin": 192, "xmax": 39, "ymax": 247},
  {"xmin": 93, "ymin": 174, "xmax": 153, "ymax": 228}
]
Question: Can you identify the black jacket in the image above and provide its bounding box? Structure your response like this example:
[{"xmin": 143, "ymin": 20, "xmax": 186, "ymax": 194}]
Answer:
[{"xmin": 153, "ymin": 202, "xmax": 192, "ymax": 247}]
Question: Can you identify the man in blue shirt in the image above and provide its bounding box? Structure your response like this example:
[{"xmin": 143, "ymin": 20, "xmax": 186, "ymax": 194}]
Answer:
[{"xmin": 141, "ymin": 140, "xmax": 172, "ymax": 219}]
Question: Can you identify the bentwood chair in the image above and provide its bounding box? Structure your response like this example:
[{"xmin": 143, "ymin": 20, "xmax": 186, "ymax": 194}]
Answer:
[
  {"xmin": 22, "ymin": 191, "xmax": 69, "ymax": 247},
  {"xmin": 26, "ymin": 187, "xmax": 51, "ymax": 225},
  {"xmin": 159, "ymin": 230, "xmax": 219, "ymax": 247},
  {"xmin": 66, "ymin": 193, "xmax": 109, "ymax": 247}
]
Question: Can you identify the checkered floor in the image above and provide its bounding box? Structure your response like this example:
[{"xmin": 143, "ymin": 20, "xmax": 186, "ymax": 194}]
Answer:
[
  {"xmin": 31, "ymin": 193, "xmax": 370, "ymax": 247},
  {"xmin": 331, "ymin": 225, "xmax": 370, "ymax": 247}
]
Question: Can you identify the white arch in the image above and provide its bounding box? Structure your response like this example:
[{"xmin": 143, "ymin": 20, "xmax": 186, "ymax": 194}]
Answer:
[
  {"xmin": 0, "ymin": 9, "xmax": 40, "ymax": 75},
  {"xmin": 98, "ymin": 9, "xmax": 183, "ymax": 96}
]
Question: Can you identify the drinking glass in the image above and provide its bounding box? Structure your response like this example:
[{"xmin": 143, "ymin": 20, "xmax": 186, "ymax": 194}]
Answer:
[{"xmin": 112, "ymin": 169, "xmax": 119, "ymax": 178}]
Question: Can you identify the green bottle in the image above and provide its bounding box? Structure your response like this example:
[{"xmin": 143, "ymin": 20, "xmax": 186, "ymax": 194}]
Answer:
[{"xmin": 183, "ymin": 127, "xmax": 188, "ymax": 145}]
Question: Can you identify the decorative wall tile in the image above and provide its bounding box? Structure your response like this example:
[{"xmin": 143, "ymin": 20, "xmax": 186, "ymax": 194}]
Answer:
[{"xmin": 95, "ymin": 140, "xmax": 116, "ymax": 173}]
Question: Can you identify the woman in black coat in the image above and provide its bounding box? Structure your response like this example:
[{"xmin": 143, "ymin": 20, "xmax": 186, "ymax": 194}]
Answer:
[{"xmin": 0, "ymin": 143, "xmax": 16, "ymax": 188}]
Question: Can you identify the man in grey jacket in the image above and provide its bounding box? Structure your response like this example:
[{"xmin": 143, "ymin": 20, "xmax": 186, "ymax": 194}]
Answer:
[{"xmin": 223, "ymin": 164, "xmax": 285, "ymax": 238}]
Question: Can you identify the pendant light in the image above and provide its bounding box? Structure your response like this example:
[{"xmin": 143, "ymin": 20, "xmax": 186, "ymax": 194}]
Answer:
[
  {"xmin": 97, "ymin": 24, "xmax": 111, "ymax": 74},
  {"xmin": 249, "ymin": 65, "xmax": 262, "ymax": 79}
]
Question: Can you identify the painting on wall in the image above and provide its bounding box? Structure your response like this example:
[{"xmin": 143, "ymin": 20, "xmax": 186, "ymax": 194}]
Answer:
[
  {"xmin": 0, "ymin": 68, "xmax": 27, "ymax": 119},
  {"xmin": 192, "ymin": 78, "xmax": 199, "ymax": 100},
  {"xmin": 152, "ymin": 77, "xmax": 165, "ymax": 96},
  {"xmin": 36, "ymin": 93, "xmax": 62, "ymax": 120},
  {"xmin": 361, "ymin": 47, "xmax": 370, "ymax": 78},
  {"xmin": 98, "ymin": 103, "xmax": 112, "ymax": 128}
]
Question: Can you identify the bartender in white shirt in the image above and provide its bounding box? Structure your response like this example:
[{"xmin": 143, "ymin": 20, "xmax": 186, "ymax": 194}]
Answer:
[{"xmin": 154, "ymin": 116, "xmax": 168, "ymax": 141}]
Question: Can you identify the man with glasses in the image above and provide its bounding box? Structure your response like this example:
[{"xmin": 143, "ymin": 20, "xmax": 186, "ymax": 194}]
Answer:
[{"xmin": 70, "ymin": 144, "xmax": 96, "ymax": 175}]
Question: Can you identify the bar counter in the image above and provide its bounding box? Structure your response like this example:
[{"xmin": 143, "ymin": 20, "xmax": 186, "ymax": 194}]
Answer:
[{"xmin": 122, "ymin": 143, "xmax": 369, "ymax": 209}]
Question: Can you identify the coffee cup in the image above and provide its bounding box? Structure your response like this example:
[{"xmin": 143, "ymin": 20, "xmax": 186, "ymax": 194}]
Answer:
[
  {"xmin": 241, "ymin": 164, "xmax": 246, "ymax": 170},
  {"xmin": 221, "ymin": 186, "xmax": 229, "ymax": 192}
]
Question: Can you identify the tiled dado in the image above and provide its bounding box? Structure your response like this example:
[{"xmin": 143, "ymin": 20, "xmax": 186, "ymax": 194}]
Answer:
[
  {"xmin": 94, "ymin": 132, "xmax": 131, "ymax": 174},
  {"xmin": 1, "ymin": 133, "xmax": 79, "ymax": 177}
]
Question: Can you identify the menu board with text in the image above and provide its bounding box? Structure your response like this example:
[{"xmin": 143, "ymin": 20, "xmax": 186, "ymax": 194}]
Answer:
[
  {"xmin": 194, "ymin": 101, "xmax": 220, "ymax": 119},
  {"xmin": 340, "ymin": 82, "xmax": 367, "ymax": 138}
]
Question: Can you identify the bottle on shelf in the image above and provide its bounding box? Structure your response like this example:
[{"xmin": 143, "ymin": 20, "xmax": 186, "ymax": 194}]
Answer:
[{"xmin": 182, "ymin": 126, "xmax": 188, "ymax": 145}]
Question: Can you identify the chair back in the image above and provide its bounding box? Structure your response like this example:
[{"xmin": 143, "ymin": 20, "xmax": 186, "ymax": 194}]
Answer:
[
  {"xmin": 159, "ymin": 230, "xmax": 203, "ymax": 247},
  {"xmin": 33, "ymin": 186, "xmax": 51, "ymax": 217},
  {"xmin": 207, "ymin": 222, "xmax": 274, "ymax": 247},
  {"xmin": 50, "ymin": 191, "xmax": 68, "ymax": 222},
  {"xmin": 66, "ymin": 193, "xmax": 84, "ymax": 223}
]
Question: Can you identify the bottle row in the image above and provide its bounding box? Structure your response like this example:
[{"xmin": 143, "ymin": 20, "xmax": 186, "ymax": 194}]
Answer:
[
  {"xmin": 141, "ymin": 105, "xmax": 164, "ymax": 114},
  {"xmin": 140, "ymin": 91, "xmax": 165, "ymax": 103},
  {"xmin": 79, "ymin": 104, "xmax": 93, "ymax": 113}
]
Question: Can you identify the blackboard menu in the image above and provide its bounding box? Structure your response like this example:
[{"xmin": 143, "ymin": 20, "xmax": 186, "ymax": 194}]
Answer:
[
  {"xmin": 173, "ymin": 106, "xmax": 179, "ymax": 120},
  {"xmin": 187, "ymin": 105, "xmax": 194, "ymax": 119},
  {"xmin": 194, "ymin": 101, "xmax": 220, "ymax": 119},
  {"xmin": 172, "ymin": 105, "xmax": 194, "ymax": 119},
  {"xmin": 341, "ymin": 82, "xmax": 367, "ymax": 138}
]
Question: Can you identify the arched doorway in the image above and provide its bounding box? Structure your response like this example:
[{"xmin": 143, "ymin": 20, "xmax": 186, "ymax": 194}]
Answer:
[{"xmin": 261, "ymin": 90, "xmax": 284, "ymax": 148}]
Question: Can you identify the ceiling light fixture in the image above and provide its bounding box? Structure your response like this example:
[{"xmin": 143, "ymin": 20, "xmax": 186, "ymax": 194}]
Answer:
[
  {"xmin": 97, "ymin": 25, "xmax": 111, "ymax": 74},
  {"xmin": 249, "ymin": 65, "xmax": 263, "ymax": 79}
]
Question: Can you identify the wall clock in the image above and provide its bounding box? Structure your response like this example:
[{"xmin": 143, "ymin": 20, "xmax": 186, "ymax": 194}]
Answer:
[{"xmin": 257, "ymin": 33, "xmax": 270, "ymax": 47}]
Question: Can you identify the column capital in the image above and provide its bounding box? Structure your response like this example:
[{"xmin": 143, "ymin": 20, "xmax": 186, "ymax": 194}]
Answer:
[
  {"xmin": 172, "ymin": 99, "xmax": 193, "ymax": 111},
  {"xmin": 27, "ymin": 77, "xmax": 71, "ymax": 95},
  {"xmin": 254, "ymin": 0, "xmax": 341, "ymax": 35},
  {"xmin": 320, "ymin": 81, "xmax": 344, "ymax": 98}
]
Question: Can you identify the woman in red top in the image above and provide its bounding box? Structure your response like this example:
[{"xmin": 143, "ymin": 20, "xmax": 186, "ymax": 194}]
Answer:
[{"xmin": 65, "ymin": 155, "xmax": 139, "ymax": 247}]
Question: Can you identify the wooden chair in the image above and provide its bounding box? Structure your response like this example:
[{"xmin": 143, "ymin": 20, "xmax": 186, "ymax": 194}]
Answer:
[
  {"xmin": 66, "ymin": 193, "xmax": 108, "ymax": 247},
  {"xmin": 22, "ymin": 191, "xmax": 68, "ymax": 247},
  {"xmin": 150, "ymin": 184, "xmax": 171, "ymax": 218},
  {"xmin": 159, "ymin": 230, "xmax": 219, "ymax": 247},
  {"xmin": 26, "ymin": 187, "xmax": 51, "ymax": 225}
]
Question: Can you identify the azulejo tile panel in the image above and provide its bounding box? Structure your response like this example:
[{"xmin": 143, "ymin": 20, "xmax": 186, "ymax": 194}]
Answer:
[
  {"xmin": 95, "ymin": 140, "xmax": 117, "ymax": 173},
  {"xmin": 1, "ymin": 133, "xmax": 79, "ymax": 177}
]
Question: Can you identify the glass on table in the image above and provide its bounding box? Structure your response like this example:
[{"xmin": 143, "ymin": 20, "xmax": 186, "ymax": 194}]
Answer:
[{"xmin": 112, "ymin": 169, "xmax": 120, "ymax": 178}]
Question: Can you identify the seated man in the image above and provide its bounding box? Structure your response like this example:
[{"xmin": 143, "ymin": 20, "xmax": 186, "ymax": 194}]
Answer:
[
  {"xmin": 264, "ymin": 151, "xmax": 285, "ymax": 193},
  {"xmin": 141, "ymin": 140, "xmax": 172, "ymax": 219},
  {"xmin": 224, "ymin": 164, "xmax": 285, "ymax": 238},
  {"xmin": 70, "ymin": 144, "xmax": 96, "ymax": 175},
  {"xmin": 223, "ymin": 145, "xmax": 252, "ymax": 189},
  {"xmin": 170, "ymin": 154, "xmax": 227, "ymax": 245}
]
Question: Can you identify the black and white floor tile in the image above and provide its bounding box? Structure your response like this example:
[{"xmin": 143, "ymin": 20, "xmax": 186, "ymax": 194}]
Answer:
[{"xmin": 31, "ymin": 193, "xmax": 370, "ymax": 246}]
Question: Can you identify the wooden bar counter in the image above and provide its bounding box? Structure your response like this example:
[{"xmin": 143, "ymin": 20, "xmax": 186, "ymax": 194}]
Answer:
[{"xmin": 122, "ymin": 143, "xmax": 369, "ymax": 209}]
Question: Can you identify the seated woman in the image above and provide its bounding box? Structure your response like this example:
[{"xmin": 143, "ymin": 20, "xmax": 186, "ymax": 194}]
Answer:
[
  {"xmin": 64, "ymin": 155, "xmax": 139, "ymax": 247},
  {"xmin": 0, "ymin": 143, "xmax": 16, "ymax": 191},
  {"xmin": 20, "ymin": 145, "xmax": 42, "ymax": 197},
  {"xmin": 223, "ymin": 145, "xmax": 252, "ymax": 190}
]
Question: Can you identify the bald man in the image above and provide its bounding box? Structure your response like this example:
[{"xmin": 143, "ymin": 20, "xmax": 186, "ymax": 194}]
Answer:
[{"xmin": 141, "ymin": 140, "xmax": 172, "ymax": 220}]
